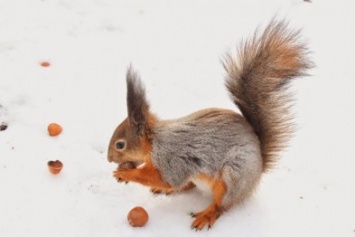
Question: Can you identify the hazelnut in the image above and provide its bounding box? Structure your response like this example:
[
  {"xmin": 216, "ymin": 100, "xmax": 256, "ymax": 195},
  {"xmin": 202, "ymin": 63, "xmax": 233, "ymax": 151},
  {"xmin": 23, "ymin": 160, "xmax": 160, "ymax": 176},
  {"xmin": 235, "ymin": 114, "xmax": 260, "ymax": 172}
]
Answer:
[
  {"xmin": 0, "ymin": 123, "xmax": 8, "ymax": 131},
  {"xmin": 47, "ymin": 160, "xmax": 63, "ymax": 175},
  {"xmin": 47, "ymin": 123, "xmax": 62, "ymax": 136},
  {"xmin": 40, "ymin": 61, "xmax": 50, "ymax": 67},
  {"xmin": 118, "ymin": 161, "xmax": 136, "ymax": 170},
  {"xmin": 127, "ymin": 206, "xmax": 149, "ymax": 227}
]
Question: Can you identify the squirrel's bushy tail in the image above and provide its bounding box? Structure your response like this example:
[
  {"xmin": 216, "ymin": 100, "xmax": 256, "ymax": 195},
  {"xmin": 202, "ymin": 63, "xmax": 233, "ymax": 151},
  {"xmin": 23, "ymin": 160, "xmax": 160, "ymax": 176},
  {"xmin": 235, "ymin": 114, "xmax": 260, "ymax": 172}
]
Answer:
[{"xmin": 224, "ymin": 19, "xmax": 313, "ymax": 171}]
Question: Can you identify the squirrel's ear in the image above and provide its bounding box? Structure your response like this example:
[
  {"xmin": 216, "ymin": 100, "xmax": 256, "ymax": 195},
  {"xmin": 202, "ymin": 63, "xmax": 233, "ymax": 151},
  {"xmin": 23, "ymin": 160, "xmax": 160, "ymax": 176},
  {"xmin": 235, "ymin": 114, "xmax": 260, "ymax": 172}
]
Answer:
[{"xmin": 126, "ymin": 67, "xmax": 150, "ymax": 136}]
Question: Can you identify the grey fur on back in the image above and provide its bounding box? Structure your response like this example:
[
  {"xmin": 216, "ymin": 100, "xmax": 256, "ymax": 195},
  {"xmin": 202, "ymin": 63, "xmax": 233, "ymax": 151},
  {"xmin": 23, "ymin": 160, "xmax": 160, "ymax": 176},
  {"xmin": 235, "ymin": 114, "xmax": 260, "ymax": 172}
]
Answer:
[{"xmin": 151, "ymin": 108, "xmax": 263, "ymax": 206}]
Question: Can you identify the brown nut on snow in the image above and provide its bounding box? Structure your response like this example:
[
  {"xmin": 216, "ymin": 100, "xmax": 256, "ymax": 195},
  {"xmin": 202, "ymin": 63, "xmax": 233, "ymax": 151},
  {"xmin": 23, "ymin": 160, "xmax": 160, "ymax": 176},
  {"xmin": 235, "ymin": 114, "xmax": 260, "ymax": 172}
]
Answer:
[
  {"xmin": 0, "ymin": 123, "xmax": 8, "ymax": 131},
  {"xmin": 127, "ymin": 206, "xmax": 149, "ymax": 227},
  {"xmin": 47, "ymin": 160, "xmax": 63, "ymax": 174},
  {"xmin": 118, "ymin": 161, "xmax": 137, "ymax": 170},
  {"xmin": 47, "ymin": 123, "xmax": 62, "ymax": 136}
]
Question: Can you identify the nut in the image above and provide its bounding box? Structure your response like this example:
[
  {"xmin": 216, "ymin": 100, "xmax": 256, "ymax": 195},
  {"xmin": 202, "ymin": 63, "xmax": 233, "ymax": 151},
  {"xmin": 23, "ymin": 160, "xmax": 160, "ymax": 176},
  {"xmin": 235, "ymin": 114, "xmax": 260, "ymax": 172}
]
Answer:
[
  {"xmin": 118, "ymin": 161, "xmax": 137, "ymax": 170},
  {"xmin": 0, "ymin": 123, "xmax": 8, "ymax": 131},
  {"xmin": 127, "ymin": 206, "xmax": 149, "ymax": 227},
  {"xmin": 47, "ymin": 160, "xmax": 63, "ymax": 175},
  {"xmin": 40, "ymin": 61, "xmax": 50, "ymax": 67},
  {"xmin": 47, "ymin": 123, "xmax": 62, "ymax": 136}
]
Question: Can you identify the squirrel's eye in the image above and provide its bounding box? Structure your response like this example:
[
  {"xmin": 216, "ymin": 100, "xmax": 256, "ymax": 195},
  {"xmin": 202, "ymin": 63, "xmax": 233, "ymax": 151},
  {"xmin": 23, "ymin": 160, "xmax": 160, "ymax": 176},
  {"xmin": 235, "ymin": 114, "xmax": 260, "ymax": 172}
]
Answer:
[{"xmin": 115, "ymin": 141, "xmax": 125, "ymax": 150}]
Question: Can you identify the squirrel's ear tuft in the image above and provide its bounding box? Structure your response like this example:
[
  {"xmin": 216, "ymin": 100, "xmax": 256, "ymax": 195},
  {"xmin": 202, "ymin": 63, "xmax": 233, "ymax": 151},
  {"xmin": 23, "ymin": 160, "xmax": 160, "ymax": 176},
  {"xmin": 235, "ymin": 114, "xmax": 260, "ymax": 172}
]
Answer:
[{"xmin": 126, "ymin": 66, "xmax": 150, "ymax": 136}]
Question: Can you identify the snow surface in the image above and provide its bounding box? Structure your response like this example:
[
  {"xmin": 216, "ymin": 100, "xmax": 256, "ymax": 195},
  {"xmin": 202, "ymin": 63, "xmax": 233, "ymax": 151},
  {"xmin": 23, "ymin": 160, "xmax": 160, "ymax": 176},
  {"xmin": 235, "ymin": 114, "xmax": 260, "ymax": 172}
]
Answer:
[{"xmin": 1, "ymin": 0, "xmax": 355, "ymax": 236}]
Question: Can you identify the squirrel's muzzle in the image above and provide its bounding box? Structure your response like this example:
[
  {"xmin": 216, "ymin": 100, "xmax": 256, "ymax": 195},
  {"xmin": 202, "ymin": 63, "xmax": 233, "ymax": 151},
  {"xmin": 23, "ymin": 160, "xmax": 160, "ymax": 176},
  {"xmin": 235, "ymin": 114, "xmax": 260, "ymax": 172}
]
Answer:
[{"xmin": 107, "ymin": 149, "xmax": 116, "ymax": 163}]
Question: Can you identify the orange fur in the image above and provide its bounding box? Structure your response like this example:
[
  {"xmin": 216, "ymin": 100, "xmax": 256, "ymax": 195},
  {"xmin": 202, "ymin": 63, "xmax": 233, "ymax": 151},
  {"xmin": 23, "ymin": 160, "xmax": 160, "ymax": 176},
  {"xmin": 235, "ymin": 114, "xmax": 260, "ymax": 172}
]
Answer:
[
  {"xmin": 151, "ymin": 181, "xmax": 196, "ymax": 195},
  {"xmin": 113, "ymin": 153, "xmax": 172, "ymax": 190},
  {"xmin": 191, "ymin": 174, "xmax": 227, "ymax": 230}
]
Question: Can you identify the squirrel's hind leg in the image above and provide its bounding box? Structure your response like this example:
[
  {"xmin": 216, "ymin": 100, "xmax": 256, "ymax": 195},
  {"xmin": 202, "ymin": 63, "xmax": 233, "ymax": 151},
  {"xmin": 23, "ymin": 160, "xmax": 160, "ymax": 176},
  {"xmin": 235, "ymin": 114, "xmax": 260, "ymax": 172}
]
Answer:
[{"xmin": 190, "ymin": 174, "xmax": 227, "ymax": 230}]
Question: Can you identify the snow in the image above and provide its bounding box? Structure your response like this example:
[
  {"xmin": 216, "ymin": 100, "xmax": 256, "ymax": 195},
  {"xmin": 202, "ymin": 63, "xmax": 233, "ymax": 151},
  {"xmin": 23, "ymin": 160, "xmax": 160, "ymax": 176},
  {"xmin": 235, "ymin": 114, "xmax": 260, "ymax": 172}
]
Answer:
[{"xmin": 1, "ymin": 0, "xmax": 355, "ymax": 236}]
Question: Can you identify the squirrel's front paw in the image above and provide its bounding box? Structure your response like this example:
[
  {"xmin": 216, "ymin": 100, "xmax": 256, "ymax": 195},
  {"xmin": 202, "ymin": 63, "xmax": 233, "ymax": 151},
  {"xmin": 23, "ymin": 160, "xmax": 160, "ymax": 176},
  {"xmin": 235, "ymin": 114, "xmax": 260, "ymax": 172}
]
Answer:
[{"xmin": 113, "ymin": 170, "xmax": 130, "ymax": 183}]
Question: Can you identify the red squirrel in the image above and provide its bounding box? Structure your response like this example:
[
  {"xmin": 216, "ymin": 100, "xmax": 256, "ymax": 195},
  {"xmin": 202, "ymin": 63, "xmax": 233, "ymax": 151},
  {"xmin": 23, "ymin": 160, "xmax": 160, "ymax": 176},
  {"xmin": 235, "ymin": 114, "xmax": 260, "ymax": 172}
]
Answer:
[{"xmin": 107, "ymin": 19, "xmax": 312, "ymax": 230}]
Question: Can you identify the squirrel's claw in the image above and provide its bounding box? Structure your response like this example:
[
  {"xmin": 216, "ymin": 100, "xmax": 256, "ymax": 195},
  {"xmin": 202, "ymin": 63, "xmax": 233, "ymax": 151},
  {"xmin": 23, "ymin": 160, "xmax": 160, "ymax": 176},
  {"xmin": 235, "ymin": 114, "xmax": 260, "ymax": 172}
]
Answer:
[
  {"xmin": 150, "ymin": 188, "xmax": 162, "ymax": 194},
  {"xmin": 115, "ymin": 177, "xmax": 125, "ymax": 183},
  {"xmin": 115, "ymin": 178, "xmax": 129, "ymax": 184}
]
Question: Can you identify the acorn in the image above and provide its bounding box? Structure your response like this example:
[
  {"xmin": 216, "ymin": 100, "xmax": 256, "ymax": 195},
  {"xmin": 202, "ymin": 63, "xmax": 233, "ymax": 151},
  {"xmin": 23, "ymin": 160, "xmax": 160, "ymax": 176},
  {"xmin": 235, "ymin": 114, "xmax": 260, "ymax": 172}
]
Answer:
[
  {"xmin": 47, "ymin": 160, "xmax": 63, "ymax": 175},
  {"xmin": 127, "ymin": 206, "xmax": 149, "ymax": 227}
]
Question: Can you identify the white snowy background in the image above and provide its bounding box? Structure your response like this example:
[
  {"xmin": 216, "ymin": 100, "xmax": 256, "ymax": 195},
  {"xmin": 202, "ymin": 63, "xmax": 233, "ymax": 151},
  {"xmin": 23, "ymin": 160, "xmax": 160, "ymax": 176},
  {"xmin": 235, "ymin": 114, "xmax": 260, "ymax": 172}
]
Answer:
[{"xmin": 1, "ymin": 0, "xmax": 355, "ymax": 236}]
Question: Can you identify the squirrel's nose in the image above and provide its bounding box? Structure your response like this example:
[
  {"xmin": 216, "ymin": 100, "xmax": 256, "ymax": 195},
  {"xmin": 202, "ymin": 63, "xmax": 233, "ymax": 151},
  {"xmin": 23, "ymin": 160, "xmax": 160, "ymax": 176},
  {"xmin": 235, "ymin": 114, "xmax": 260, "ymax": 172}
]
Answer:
[
  {"xmin": 107, "ymin": 154, "xmax": 113, "ymax": 163},
  {"xmin": 107, "ymin": 149, "xmax": 116, "ymax": 163}
]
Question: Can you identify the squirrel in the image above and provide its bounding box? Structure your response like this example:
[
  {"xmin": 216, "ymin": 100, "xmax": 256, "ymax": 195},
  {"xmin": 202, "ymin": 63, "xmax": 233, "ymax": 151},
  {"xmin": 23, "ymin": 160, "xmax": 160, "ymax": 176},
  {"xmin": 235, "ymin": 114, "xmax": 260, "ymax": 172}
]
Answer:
[{"xmin": 107, "ymin": 19, "xmax": 312, "ymax": 230}]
